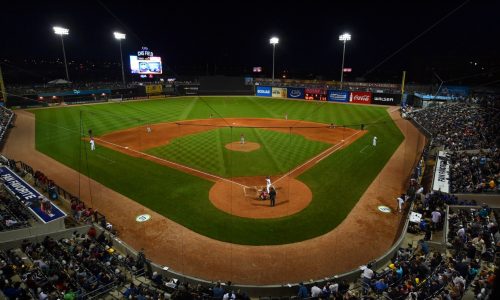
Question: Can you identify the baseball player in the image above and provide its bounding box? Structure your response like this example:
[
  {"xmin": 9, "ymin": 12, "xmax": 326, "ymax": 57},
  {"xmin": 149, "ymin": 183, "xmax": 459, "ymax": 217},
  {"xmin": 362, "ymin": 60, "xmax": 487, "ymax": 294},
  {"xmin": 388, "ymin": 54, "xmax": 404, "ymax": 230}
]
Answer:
[
  {"xmin": 146, "ymin": 126, "xmax": 152, "ymax": 133},
  {"xmin": 240, "ymin": 134, "xmax": 245, "ymax": 144},
  {"xmin": 90, "ymin": 138, "xmax": 95, "ymax": 151},
  {"xmin": 266, "ymin": 176, "xmax": 272, "ymax": 193},
  {"xmin": 372, "ymin": 136, "xmax": 378, "ymax": 147}
]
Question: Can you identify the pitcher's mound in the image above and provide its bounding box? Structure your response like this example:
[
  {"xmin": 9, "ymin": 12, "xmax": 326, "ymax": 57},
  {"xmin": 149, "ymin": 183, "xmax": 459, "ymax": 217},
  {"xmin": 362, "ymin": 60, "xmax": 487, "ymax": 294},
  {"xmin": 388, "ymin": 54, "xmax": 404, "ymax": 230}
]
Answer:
[
  {"xmin": 225, "ymin": 142, "xmax": 260, "ymax": 152},
  {"xmin": 209, "ymin": 177, "xmax": 312, "ymax": 219}
]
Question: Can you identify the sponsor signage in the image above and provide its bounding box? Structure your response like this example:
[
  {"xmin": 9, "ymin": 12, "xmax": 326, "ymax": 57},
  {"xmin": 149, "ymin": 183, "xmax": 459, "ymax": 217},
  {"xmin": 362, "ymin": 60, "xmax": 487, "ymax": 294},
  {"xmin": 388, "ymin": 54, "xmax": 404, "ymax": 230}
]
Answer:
[
  {"xmin": 343, "ymin": 68, "xmax": 352, "ymax": 72},
  {"xmin": 327, "ymin": 90, "xmax": 349, "ymax": 102},
  {"xmin": 0, "ymin": 167, "xmax": 66, "ymax": 223},
  {"xmin": 305, "ymin": 88, "xmax": 327, "ymax": 101},
  {"xmin": 256, "ymin": 86, "xmax": 272, "ymax": 97},
  {"xmin": 287, "ymin": 87, "xmax": 305, "ymax": 99},
  {"xmin": 39, "ymin": 89, "xmax": 111, "ymax": 97},
  {"xmin": 378, "ymin": 205, "xmax": 392, "ymax": 213},
  {"xmin": 145, "ymin": 84, "xmax": 163, "ymax": 95},
  {"xmin": 432, "ymin": 151, "xmax": 450, "ymax": 193},
  {"xmin": 349, "ymin": 91, "xmax": 372, "ymax": 104},
  {"xmin": 372, "ymin": 93, "xmax": 401, "ymax": 106},
  {"xmin": 272, "ymin": 87, "xmax": 287, "ymax": 98},
  {"xmin": 136, "ymin": 214, "xmax": 151, "ymax": 222}
]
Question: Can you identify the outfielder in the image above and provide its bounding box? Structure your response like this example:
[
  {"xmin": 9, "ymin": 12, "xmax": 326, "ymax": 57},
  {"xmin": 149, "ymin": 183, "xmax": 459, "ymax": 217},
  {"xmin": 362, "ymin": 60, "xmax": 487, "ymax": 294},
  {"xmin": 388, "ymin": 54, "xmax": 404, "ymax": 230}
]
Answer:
[
  {"xmin": 372, "ymin": 136, "xmax": 378, "ymax": 146},
  {"xmin": 90, "ymin": 138, "xmax": 95, "ymax": 151}
]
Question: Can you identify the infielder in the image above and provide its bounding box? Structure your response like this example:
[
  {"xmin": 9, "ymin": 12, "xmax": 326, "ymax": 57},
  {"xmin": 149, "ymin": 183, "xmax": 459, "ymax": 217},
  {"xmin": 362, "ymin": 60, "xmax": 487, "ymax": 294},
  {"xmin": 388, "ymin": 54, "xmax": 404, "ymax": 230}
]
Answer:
[
  {"xmin": 266, "ymin": 176, "xmax": 272, "ymax": 193},
  {"xmin": 90, "ymin": 138, "xmax": 95, "ymax": 151},
  {"xmin": 240, "ymin": 134, "xmax": 245, "ymax": 144},
  {"xmin": 372, "ymin": 136, "xmax": 378, "ymax": 147}
]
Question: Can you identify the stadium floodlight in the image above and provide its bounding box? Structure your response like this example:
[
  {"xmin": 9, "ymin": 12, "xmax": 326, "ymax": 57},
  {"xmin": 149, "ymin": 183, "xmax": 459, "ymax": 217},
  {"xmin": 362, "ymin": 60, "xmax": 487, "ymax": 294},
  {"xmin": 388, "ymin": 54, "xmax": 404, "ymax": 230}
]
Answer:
[
  {"xmin": 53, "ymin": 26, "xmax": 70, "ymax": 81},
  {"xmin": 53, "ymin": 26, "xmax": 69, "ymax": 35},
  {"xmin": 114, "ymin": 32, "xmax": 126, "ymax": 40},
  {"xmin": 269, "ymin": 37, "xmax": 279, "ymax": 84},
  {"xmin": 113, "ymin": 32, "xmax": 127, "ymax": 87},
  {"xmin": 338, "ymin": 33, "xmax": 351, "ymax": 89}
]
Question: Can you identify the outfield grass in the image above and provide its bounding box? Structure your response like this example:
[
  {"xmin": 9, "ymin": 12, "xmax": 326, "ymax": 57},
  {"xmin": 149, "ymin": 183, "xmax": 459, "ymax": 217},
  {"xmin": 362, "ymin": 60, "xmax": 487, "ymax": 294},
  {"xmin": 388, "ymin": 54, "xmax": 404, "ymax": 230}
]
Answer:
[
  {"xmin": 146, "ymin": 127, "xmax": 330, "ymax": 177},
  {"xmin": 32, "ymin": 97, "xmax": 403, "ymax": 245}
]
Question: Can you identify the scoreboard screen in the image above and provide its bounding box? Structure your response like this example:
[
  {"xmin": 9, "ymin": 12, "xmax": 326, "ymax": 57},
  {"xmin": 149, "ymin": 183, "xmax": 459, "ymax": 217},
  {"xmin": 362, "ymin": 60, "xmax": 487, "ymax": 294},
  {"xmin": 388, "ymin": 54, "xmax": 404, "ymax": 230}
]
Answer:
[{"xmin": 130, "ymin": 56, "xmax": 163, "ymax": 74}]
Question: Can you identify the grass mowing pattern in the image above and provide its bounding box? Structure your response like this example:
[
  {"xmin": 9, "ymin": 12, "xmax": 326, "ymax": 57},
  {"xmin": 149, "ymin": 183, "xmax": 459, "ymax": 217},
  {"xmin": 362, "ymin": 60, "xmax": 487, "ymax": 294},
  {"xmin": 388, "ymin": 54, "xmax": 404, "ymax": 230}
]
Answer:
[
  {"xmin": 146, "ymin": 127, "xmax": 330, "ymax": 177},
  {"xmin": 32, "ymin": 97, "xmax": 403, "ymax": 245}
]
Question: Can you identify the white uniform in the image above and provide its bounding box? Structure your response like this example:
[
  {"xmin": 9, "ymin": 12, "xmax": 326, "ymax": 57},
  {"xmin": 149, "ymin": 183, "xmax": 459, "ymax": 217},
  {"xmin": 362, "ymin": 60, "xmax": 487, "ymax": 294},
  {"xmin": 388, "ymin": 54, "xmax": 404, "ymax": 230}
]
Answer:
[
  {"xmin": 397, "ymin": 196, "xmax": 404, "ymax": 212},
  {"xmin": 90, "ymin": 139, "xmax": 95, "ymax": 151},
  {"xmin": 372, "ymin": 136, "xmax": 378, "ymax": 146},
  {"xmin": 266, "ymin": 177, "xmax": 272, "ymax": 193}
]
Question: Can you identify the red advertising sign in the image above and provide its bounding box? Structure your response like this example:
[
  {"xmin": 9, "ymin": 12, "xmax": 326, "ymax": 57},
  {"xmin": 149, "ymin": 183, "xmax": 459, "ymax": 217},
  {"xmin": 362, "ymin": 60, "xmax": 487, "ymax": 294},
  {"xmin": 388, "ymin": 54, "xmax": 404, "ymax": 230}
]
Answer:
[
  {"xmin": 305, "ymin": 88, "xmax": 326, "ymax": 94},
  {"xmin": 349, "ymin": 91, "xmax": 372, "ymax": 104},
  {"xmin": 343, "ymin": 68, "xmax": 352, "ymax": 72}
]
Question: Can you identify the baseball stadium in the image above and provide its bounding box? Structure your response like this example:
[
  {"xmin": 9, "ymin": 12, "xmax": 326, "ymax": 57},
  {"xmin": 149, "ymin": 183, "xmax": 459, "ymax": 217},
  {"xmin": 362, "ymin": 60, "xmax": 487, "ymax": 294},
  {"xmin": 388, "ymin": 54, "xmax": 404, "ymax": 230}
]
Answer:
[{"xmin": 0, "ymin": 2, "xmax": 499, "ymax": 300}]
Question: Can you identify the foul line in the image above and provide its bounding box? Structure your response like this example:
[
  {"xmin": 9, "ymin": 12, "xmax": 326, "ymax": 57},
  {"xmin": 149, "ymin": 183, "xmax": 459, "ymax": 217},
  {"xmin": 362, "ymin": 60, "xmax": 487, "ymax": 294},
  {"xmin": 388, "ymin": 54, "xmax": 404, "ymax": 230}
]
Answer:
[
  {"xmin": 359, "ymin": 145, "xmax": 370, "ymax": 154},
  {"xmin": 93, "ymin": 137, "xmax": 250, "ymax": 188},
  {"xmin": 274, "ymin": 130, "xmax": 361, "ymax": 185}
]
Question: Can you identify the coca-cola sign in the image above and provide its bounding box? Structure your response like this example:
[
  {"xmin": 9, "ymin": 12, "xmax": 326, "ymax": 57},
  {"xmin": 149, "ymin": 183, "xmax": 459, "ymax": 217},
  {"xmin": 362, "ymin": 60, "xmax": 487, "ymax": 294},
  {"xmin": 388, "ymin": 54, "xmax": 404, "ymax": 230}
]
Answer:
[{"xmin": 349, "ymin": 92, "xmax": 372, "ymax": 104}]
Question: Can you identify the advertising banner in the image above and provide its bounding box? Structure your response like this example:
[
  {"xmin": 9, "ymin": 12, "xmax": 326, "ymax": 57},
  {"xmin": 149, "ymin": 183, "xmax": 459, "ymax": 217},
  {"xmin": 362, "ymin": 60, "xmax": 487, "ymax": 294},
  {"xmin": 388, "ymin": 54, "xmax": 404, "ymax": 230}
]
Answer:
[
  {"xmin": 286, "ymin": 87, "xmax": 305, "ymax": 99},
  {"xmin": 272, "ymin": 87, "xmax": 287, "ymax": 98},
  {"xmin": 305, "ymin": 88, "xmax": 327, "ymax": 101},
  {"xmin": 372, "ymin": 93, "xmax": 401, "ymax": 106},
  {"xmin": 256, "ymin": 86, "xmax": 272, "ymax": 97},
  {"xmin": 0, "ymin": 167, "xmax": 66, "ymax": 223},
  {"xmin": 349, "ymin": 91, "xmax": 372, "ymax": 104},
  {"xmin": 39, "ymin": 89, "xmax": 111, "ymax": 97},
  {"xmin": 327, "ymin": 90, "xmax": 349, "ymax": 102},
  {"xmin": 432, "ymin": 151, "xmax": 450, "ymax": 193},
  {"xmin": 145, "ymin": 84, "xmax": 163, "ymax": 94}
]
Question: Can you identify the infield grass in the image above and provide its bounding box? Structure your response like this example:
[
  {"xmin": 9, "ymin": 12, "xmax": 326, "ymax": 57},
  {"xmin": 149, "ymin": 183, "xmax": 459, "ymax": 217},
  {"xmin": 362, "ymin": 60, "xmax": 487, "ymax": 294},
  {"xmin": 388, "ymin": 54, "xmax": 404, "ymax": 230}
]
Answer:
[
  {"xmin": 146, "ymin": 127, "xmax": 330, "ymax": 177},
  {"xmin": 32, "ymin": 97, "xmax": 404, "ymax": 245}
]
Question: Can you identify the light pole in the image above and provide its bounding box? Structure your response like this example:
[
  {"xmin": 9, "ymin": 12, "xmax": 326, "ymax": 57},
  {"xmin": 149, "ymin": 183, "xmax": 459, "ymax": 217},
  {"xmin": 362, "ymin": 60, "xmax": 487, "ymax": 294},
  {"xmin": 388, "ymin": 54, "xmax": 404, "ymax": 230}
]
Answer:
[
  {"xmin": 338, "ymin": 33, "xmax": 351, "ymax": 89},
  {"xmin": 269, "ymin": 36, "xmax": 279, "ymax": 84},
  {"xmin": 114, "ymin": 32, "xmax": 126, "ymax": 87},
  {"xmin": 53, "ymin": 26, "xmax": 70, "ymax": 81}
]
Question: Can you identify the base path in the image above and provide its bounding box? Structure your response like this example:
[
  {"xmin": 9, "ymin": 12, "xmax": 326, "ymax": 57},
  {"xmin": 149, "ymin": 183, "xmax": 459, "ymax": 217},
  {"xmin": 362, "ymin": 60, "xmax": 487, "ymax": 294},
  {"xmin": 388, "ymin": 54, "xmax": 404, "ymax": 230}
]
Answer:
[{"xmin": 3, "ymin": 108, "xmax": 425, "ymax": 285}]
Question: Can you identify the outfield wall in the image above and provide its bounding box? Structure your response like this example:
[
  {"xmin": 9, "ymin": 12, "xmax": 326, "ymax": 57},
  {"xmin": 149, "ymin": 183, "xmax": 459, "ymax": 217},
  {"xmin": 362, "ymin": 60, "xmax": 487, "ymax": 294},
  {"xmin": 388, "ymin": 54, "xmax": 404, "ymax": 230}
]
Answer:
[{"xmin": 255, "ymin": 86, "xmax": 401, "ymax": 106}]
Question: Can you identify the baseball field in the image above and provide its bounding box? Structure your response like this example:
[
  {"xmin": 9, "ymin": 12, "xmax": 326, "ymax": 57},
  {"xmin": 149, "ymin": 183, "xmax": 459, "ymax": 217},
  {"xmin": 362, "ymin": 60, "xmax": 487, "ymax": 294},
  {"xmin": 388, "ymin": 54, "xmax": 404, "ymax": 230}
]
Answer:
[{"xmin": 31, "ymin": 96, "xmax": 403, "ymax": 245}]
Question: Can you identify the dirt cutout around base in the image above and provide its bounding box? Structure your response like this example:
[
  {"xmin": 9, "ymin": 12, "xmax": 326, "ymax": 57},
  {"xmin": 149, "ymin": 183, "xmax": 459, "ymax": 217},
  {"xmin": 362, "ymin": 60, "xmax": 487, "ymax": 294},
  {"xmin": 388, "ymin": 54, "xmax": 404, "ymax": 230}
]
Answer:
[
  {"xmin": 209, "ymin": 176, "xmax": 311, "ymax": 219},
  {"xmin": 225, "ymin": 141, "xmax": 260, "ymax": 152}
]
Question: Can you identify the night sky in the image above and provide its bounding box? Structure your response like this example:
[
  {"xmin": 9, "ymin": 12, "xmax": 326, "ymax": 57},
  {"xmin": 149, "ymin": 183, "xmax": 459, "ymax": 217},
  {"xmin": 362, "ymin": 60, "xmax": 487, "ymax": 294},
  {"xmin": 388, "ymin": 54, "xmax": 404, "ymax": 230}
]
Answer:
[{"xmin": 1, "ymin": 0, "xmax": 499, "ymax": 83}]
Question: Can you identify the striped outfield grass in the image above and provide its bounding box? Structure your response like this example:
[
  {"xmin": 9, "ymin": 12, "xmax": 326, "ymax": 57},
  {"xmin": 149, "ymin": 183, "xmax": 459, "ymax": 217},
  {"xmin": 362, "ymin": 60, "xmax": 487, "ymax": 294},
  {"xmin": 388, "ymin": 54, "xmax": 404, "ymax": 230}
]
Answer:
[
  {"xmin": 32, "ymin": 97, "xmax": 403, "ymax": 245},
  {"xmin": 146, "ymin": 127, "xmax": 331, "ymax": 178}
]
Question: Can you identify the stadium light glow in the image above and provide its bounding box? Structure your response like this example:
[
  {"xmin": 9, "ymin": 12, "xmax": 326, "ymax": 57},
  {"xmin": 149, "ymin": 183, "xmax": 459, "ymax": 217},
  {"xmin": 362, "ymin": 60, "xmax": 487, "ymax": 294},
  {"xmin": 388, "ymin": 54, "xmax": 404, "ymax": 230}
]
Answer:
[
  {"xmin": 53, "ymin": 26, "xmax": 69, "ymax": 35},
  {"xmin": 338, "ymin": 32, "xmax": 351, "ymax": 89},
  {"xmin": 338, "ymin": 33, "xmax": 351, "ymax": 41},
  {"xmin": 114, "ymin": 32, "xmax": 126, "ymax": 40},
  {"xmin": 269, "ymin": 37, "xmax": 279, "ymax": 45},
  {"xmin": 114, "ymin": 32, "xmax": 127, "ymax": 87},
  {"xmin": 269, "ymin": 37, "xmax": 279, "ymax": 84},
  {"xmin": 53, "ymin": 26, "xmax": 70, "ymax": 81}
]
